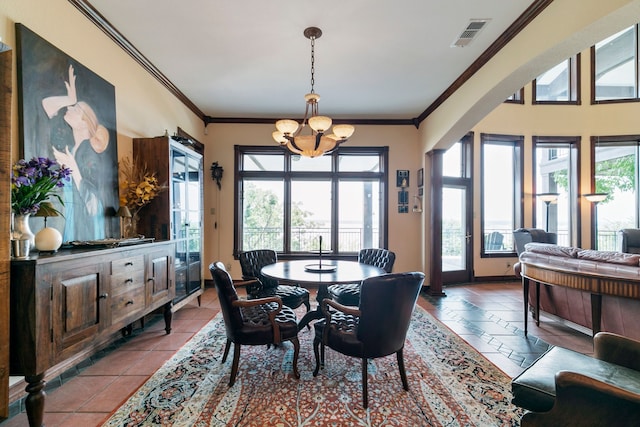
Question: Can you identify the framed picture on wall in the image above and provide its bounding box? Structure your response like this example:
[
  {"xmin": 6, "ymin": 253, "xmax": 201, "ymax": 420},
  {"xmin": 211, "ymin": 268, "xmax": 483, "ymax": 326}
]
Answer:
[
  {"xmin": 417, "ymin": 168, "xmax": 424, "ymax": 187},
  {"xmin": 16, "ymin": 24, "xmax": 119, "ymax": 242}
]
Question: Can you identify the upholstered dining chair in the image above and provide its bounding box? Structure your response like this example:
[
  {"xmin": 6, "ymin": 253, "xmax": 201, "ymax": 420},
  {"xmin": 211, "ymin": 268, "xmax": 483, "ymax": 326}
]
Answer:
[
  {"xmin": 327, "ymin": 248, "xmax": 396, "ymax": 306},
  {"xmin": 238, "ymin": 249, "xmax": 311, "ymax": 312},
  {"xmin": 209, "ymin": 262, "xmax": 300, "ymax": 386},
  {"xmin": 313, "ymin": 271, "xmax": 425, "ymax": 408}
]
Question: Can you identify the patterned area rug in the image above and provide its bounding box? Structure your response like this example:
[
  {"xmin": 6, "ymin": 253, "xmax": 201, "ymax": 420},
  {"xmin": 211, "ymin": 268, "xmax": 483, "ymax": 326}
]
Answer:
[{"xmin": 103, "ymin": 306, "xmax": 523, "ymax": 426}]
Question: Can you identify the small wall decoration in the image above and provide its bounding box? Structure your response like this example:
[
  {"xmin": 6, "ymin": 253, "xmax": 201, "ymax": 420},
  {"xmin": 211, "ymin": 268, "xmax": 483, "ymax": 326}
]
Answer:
[
  {"xmin": 396, "ymin": 170, "xmax": 409, "ymax": 187},
  {"xmin": 417, "ymin": 168, "xmax": 424, "ymax": 187},
  {"xmin": 16, "ymin": 24, "xmax": 119, "ymax": 242},
  {"xmin": 211, "ymin": 162, "xmax": 224, "ymax": 189}
]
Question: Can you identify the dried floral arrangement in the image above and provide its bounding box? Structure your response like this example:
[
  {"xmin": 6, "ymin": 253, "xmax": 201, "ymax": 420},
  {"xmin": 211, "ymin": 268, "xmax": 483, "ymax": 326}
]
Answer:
[{"xmin": 119, "ymin": 157, "xmax": 165, "ymax": 216}]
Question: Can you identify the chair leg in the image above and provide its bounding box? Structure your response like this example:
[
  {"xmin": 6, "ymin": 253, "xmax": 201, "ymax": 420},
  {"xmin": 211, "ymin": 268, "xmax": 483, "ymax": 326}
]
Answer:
[
  {"xmin": 291, "ymin": 336, "xmax": 300, "ymax": 379},
  {"xmin": 361, "ymin": 358, "xmax": 369, "ymax": 409},
  {"xmin": 397, "ymin": 349, "xmax": 409, "ymax": 391},
  {"xmin": 229, "ymin": 343, "xmax": 241, "ymax": 387},
  {"xmin": 313, "ymin": 335, "xmax": 322, "ymax": 376},
  {"xmin": 222, "ymin": 338, "xmax": 231, "ymax": 363},
  {"xmin": 304, "ymin": 297, "xmax": 311, "ymax": 313}
]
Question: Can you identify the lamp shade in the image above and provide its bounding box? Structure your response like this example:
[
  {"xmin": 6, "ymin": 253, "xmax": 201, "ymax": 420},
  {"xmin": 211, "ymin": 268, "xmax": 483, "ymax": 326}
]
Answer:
[
  {"xmin": 275, "ymin": 119, "xmax": 299, "ymax": 135},
  {"xmin": 332, "ymin": 124, "xmax": 355, "ymax": 140},
  {"xmin": 34, "ymin": 201, "xmax": 59, "ymax": 217},
  {"xmin": 308, "ymin": 115, "xmax": 332, "ymax": 133},
  {"xmin": 536, "ymin": 193, "xmax": 560, "ymax": 203},
  {"xmin": 117, "ymin": 205, "xmax": 132, "ymax": 218},
  {"xmin": 584, "ymin": 193, "xmax": 607, "ymax": 203}
]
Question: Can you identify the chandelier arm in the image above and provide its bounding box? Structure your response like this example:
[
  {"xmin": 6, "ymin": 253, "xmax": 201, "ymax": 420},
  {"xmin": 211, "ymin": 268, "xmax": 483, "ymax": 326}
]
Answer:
[{"xmin": 314, "ymin": 133, "xmax": 322, "ymax": 151}]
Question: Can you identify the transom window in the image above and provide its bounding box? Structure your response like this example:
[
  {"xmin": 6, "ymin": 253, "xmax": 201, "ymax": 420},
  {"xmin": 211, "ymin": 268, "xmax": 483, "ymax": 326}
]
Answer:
[
  {"xmin": 234, "ymin": 146, "xmax": 388, "ymax": 257},
  {"xmin": 593, "ymin": 25, "xmax": 640, "ymax": 102},
  {"xmin": 533, "ymin": 54, "xmax": 580, "ymax": 104}
]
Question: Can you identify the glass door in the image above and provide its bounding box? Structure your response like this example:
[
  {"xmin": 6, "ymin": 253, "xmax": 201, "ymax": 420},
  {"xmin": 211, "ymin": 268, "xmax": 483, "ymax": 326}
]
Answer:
[
  {"xmin": 442, "ymin": 184, "xmax": 473, "ymax": 284},
  {"xmin": 186, "ymin": 153, "xmax": 202, "ymax": 294}
]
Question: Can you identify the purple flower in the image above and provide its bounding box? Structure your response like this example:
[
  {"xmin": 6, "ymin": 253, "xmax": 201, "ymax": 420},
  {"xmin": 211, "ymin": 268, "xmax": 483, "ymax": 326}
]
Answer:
[{"xmin": 11, "ymin": 157, "xmax": 72, "ymax": 215}]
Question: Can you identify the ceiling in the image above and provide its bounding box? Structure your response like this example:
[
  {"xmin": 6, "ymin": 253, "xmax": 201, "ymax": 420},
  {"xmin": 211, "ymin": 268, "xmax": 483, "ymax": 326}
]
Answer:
[{"xmin": 76, "ymin": 0, "xmax": 544, "ymax": 124}]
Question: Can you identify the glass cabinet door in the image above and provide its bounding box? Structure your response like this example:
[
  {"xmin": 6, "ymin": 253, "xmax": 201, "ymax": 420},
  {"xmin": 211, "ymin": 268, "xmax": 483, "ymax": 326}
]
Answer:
[{"xmin": 186, "ymin": 153, "xmax": 202, "ymax": 293}]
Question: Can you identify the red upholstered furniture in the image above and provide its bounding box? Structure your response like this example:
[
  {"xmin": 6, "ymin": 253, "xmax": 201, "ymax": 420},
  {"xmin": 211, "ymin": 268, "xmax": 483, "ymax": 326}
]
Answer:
[
  {"xmin": 313, "ymin": 271, "xmax": 425, "ymax": 408},
  {"xmin": 209, "ymin": 262, "xmax": 300, "ymax": 386}
]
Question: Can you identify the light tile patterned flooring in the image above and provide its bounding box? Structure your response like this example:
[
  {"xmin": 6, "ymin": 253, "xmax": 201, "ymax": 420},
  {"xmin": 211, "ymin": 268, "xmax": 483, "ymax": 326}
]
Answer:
[{"xmin": 1, "ymin": 281, "xmax": 593, "ymax": 426}]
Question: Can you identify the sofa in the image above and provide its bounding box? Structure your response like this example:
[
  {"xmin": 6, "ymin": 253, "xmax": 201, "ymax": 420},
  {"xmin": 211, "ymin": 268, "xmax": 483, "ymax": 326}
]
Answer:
[
  {"xmin": 518, "ymin": 242, "xmax": 640, "ymax": 340},
  {"xmin": 512, "ymin": 331, "xmax": 640, "ymax": 426}
]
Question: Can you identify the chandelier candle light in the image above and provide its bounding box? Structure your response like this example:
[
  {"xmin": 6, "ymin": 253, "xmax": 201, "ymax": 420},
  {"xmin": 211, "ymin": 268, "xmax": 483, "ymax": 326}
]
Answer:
[{"xmin": 272, "ymin": 27, "xmax": 355, "ymax": 158}]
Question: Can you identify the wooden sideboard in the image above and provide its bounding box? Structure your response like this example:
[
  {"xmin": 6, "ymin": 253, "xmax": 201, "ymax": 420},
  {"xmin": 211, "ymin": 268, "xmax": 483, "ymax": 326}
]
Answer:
[{"xmin": 10, "ymin": 241, "xmax": 174, "ymax": 427}]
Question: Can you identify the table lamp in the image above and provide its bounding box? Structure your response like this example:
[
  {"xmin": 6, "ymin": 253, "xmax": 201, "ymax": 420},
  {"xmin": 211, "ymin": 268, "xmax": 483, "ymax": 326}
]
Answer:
[
  {"xmin": 34, "ymin": 201, "xmax": 63, "ymax": 252},
  {"xmin": 117, "ymin": 205, "xmax": 132, "ymax": 238}
]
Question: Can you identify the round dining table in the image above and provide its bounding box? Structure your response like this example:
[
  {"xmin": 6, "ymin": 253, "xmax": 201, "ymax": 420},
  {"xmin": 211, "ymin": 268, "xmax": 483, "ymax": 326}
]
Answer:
[{"xmin": 261, "ymin": 259, "xmax": 386, "ymax": 329}]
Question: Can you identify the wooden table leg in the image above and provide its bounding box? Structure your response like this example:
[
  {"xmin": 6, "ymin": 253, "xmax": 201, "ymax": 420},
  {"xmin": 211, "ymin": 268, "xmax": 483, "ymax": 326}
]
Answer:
[
  {"xmin": 25, "ymin": 373, "xmax": 45, "ymax": 427},
  {"xmin": 591, "ymin": 293, "xmax": 602, "ymax": 336},
  {"xmin": 298, "ymin": 284, "xmax": 329, "ymax": 330},
  {"xmin": 164, "ymin": 301, "xmax": 173, "ymax": 334},
  {"xmin": 535, "ymin": 281, "xmax": 540, "ymax": 326}
]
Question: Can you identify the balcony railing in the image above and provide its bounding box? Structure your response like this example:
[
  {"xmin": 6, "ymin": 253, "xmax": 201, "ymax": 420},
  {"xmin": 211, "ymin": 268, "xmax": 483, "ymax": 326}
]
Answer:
[{"xmin": 243, "ymin": 227, "xmax": 379, "ymax": 253}]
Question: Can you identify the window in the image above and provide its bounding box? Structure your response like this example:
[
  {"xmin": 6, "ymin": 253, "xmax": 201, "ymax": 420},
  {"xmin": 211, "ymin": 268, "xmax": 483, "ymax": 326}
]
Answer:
[
  {"xmin": 533, "ymin": 137, "xmax": 580, "ymax": 247},
  {"xmin": 235, "ymin": 146, "xmax": 388, "ymax": 257},
  {"xmin": 592, "ymin": 136, "xmax": 640, "ymax": 250},
  {"xmin": 593, "ymin": 25, "xmax": 640, "ymax": 102},
  {"xmin": 504, "ymin": 88, "xmax": 524, "ymax": 104},
  {"xmin": 480, "ymin": 134, "xmax": 523, "ymax": 256},
  {"xmin": 533, "ymin": 54, "xmax": 580, "ymax": 103}
]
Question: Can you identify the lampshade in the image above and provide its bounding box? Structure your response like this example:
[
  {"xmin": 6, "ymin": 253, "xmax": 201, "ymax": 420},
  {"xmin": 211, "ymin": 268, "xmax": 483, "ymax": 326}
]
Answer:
[
  {"xmin": 536, "ymin": 193, "xmax": 560, "ymax": 203},
  {"xmin": 34, "ymin": 201, "xmax": 59, "ymax": 217},
  {"xmin": 584, "ymin": 193, "xmax": 607, "ymax": 203},
  {"xmin": 275, "ymin": 119, "xmax": 300, "ymax": 135},
  {"xmin": 308, "ymin": 115, "xmax": 332, "ymax": 133},
  {"xmin": 117, "ymin": 205, "xmax": 132, "ymax": 218}
]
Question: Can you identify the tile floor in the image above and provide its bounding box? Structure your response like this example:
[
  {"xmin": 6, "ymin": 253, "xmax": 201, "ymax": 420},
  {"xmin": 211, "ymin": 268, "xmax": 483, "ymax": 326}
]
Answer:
[{"xmin": 0, "ymin": 280, "xmax": 594, "ymax": 426}]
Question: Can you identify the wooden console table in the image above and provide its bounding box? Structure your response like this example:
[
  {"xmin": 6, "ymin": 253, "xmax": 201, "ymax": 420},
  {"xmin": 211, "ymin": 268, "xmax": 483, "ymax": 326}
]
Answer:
[
  {"xmin": 520, "ymin": 262, "xmax": 640, "ymax": 337},
  {"xmin": 10, "ymin": 241, "xmax": 175, "ymax": 427}
]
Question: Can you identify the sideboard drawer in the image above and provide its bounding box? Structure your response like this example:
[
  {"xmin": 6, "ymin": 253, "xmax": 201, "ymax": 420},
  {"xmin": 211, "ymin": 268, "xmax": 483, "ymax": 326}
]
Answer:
[{"xmin": 111, "ymin": 284, "xmax": 145, "ymax": 325}]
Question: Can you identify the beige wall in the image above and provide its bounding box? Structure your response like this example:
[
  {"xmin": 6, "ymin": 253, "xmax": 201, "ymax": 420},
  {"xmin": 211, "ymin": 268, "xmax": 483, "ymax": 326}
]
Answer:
[
  {"xmin": 203, "ymin": 123, "xmax": 423, "ymax": 277},
  {"xmin": 4, "ymin": 0, "xmax": 640, "ymax": 283},
  {"xmin": 1, "ymin": 0, "xmax": 423, "ymax": 281}
]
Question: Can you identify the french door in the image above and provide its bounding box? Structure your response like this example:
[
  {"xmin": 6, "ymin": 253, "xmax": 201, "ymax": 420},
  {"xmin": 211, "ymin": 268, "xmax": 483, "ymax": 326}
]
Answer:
[{"xmin": 441, "ymin": 182, "xmax": 473, "ymax": 284}]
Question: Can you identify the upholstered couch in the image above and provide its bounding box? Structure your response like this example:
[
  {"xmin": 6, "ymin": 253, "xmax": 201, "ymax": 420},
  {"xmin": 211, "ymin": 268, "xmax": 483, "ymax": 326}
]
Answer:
[{"xmin": 518, "ymin": 242, "xmax": 640, "ymax": 340}]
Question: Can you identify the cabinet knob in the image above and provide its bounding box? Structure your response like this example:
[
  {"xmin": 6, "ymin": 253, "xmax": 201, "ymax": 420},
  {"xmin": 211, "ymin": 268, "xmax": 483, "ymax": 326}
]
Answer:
[
  {"xmin": 125, "ymin": 261, "xmax": 134, "ymax": 266},
  {"xmin": 125, "ymin": 278, "xmax": 133, "ymax": 283},
  {"xmin": 147, "ymin": 278, "xmax": 155, "ymax": 282},
  {"xmin": 99, "ymin": 293, "xmax": 108, "ymax": 299},
  {"xmin": 126, "ymin": 300, "xmax": 134, "ymax": 305}
]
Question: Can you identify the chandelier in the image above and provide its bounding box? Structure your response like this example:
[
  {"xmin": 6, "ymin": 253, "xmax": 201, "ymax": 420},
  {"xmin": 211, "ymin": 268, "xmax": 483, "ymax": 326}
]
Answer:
[{"xmin": 272, "ymin": 27, "xmax": 355, "ymax": 158}]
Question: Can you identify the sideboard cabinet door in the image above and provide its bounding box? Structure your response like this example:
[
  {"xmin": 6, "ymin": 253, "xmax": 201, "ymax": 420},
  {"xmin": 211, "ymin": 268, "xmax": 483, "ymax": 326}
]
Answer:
[{"xmin": 49, "ymin": 262, "xmax": 109, "ymax": 364}]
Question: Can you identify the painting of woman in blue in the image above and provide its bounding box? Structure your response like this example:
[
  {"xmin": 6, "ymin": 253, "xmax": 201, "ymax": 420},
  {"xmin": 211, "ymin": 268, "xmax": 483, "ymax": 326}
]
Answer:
[{"xmin": 17, "ymin": 24, "xmax": 119, "ymax": 242}]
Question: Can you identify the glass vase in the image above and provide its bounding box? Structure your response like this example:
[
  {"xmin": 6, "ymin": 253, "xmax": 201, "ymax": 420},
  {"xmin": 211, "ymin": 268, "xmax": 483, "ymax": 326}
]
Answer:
[{"xmin": 12, "ymin": 213, "xmax": 35, "ymax": 249}]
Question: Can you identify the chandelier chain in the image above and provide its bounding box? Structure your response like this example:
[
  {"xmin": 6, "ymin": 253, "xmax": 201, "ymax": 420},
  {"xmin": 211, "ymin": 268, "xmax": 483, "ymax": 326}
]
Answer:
[{"xmin": 310, "ymin": 35, "xmax": 315, "ymax": 94}]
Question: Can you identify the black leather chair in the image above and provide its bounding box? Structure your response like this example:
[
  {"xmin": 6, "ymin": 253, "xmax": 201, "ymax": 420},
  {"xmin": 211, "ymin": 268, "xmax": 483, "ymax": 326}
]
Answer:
[
  {"xmin": 327, "ymin": 248, "xmax": 396, "ymax": 306},
  {"xmin": 238, "ymin": 249, "xmax": 311, "ymax": 312},
  {"xmin": 209, "ymin": 262, "xmax": 300, "ymax": 386},
  {"xmin": 617, "ymin": 228, "xmax": 640, "ymax": 254},
  {"xmin": 313, "ymin": 271, "xmax": 425, "ymax": 408}
]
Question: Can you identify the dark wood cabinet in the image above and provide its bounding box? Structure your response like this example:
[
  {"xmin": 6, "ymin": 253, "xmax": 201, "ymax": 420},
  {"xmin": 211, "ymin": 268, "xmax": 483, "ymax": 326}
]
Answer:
[
  {"xmin": 133, "ymin": 136, "xmax": 204, "ymax": 308},
  {"xmin": 9, "ymin": 241, "xmax": 174, "ymax": 427}
]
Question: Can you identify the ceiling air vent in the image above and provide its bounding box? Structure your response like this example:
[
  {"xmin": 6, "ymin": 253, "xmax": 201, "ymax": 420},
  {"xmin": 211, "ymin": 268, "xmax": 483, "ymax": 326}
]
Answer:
[{"xmin": 452, "ymin": 19, "xmax": 490, "ymax": 48}]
